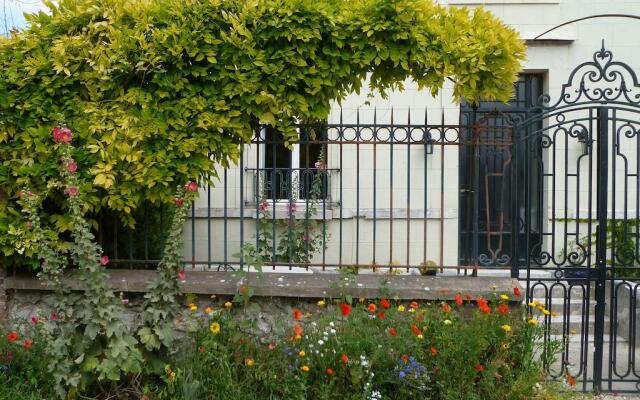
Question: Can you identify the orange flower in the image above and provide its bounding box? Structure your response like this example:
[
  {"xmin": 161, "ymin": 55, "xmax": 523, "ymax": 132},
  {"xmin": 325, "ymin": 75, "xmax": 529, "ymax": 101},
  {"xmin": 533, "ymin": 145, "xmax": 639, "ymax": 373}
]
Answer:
[
  {"xmin": 389, "ymin": 327, "xmax": 398, "ymax": 337},
  {"xmin": 566, "ymin": 373, "xmax": 577, "ymax": 387},
  {"xmin": 380, "ymin": 298, "xmax": 390, "ymax": 309},
  {"xmin": 293, "ymin": 308, "xmax": 303, "ymax": 321},
  {"xmin": 326, "ymin": 368, "xmax": 334, "ymax": 376},
  {"xmin": 454, "ymin": 294, "xmax": 463, "ymax": 306},
  {"xmin": 497, "ymin": 304, "xmax": 509, "ymax": 315},
  {"xmin": 475, "ymin": 363, "xmax": 484, "ymax": 373},
  {"xmin": 340, "ymin": 354, "xmax": 349, "ymax": 364},
  {"xmin": 377, "ymin": 311, "xmax": 386, "ymax": 320},
  {"xmin": 401, "ymin": 354, "xmax": 409, "ymax": 364},
  {"xmin": 6, "ymin": 331, "xmax": 18, "ymax": 342},
  {"xmin": 431, "ymin": 347, "xmax": 438, "ymax": 356},
  {"xmin": 442, "ymin": 303, "xmax": 451, "ymax": 314},
  {"xmin": 410, "ymin": 325, "xmax": 421, "ymax": 336},
  {"xmin": 340, "ymin": 303, "xmax": 352, "ymax": 317},
  {"xmin": 22, "ymin": 339, "xmax": 33, "ymax": 349},
  {"xmin": 409, "ymin": 301, "xmax": 419, "ymax": 310},
  {"xmin": 464, "ymin": 294, "xmax": 473, "ymax": 300},
  {"xmin": 367, "ymin": 303, "xmax": 377, "ymax": 313},
  {"xmin": 294, "ymin": 324, "xmax": 303, "ymax": 337}
]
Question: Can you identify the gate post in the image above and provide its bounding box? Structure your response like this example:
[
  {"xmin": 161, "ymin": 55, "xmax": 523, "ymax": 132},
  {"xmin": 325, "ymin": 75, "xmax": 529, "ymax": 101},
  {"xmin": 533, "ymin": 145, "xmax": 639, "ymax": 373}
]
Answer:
[{"xmin": 593, "ymin": 106, "xmax": 609, "ymax": 392}]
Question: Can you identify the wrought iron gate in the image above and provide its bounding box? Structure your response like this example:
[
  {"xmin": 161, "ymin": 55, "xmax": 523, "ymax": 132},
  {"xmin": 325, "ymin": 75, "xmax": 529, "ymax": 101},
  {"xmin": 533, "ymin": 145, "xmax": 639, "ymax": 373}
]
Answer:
[{"xmin": 512, "ymin": 43, "xmax": 640, "ymax": 393}]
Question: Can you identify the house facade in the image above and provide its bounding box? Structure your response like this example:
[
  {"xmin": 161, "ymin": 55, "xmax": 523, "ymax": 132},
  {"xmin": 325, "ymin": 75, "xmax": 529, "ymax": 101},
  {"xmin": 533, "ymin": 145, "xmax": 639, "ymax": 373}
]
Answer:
[{"xmin": 184, "ymin": 0, "xmax": 640, "ymax": 275}]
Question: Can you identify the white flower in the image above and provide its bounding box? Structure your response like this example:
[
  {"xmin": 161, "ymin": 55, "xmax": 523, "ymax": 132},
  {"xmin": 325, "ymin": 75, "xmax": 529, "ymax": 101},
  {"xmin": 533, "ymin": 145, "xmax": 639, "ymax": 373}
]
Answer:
[
  {"xmin": 318, "ymin": 340, "xmax": 324, "ymax": 346},
  {"xmin": 330, "ymin": 328, "xmax": 336, "ymax": 334},
  {"xmin": 329, "ymin": 322, "xmax": 335, "ymax": 327},
  {"xmin": 309, "ymin": 344, "xmax": 314, "ymax": 348}
]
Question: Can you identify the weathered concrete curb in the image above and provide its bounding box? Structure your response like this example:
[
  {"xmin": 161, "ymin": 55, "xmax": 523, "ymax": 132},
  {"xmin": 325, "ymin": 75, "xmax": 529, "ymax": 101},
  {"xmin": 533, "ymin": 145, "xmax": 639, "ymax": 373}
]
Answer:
[{"xmin": 4, "ymin": 270, "xmax": 522, "ymax": 300}]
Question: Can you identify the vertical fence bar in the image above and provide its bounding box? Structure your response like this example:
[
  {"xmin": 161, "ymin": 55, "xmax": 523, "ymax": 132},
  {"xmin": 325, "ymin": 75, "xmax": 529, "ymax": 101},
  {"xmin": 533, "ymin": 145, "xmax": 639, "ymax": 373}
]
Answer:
[
  {"xmin": 339, "ymin": 115, "xmax": 344, "ymax": 267},
  {"xmin": 440, "ymin": 110, "xmax": 446, "ymax": 272},
  {"xmin": 224, "ymin": 168, "xmax": 229, "ymax": 268},
  {"xmin": 471, "ymin": 106, "xmax": 479, "ymax": 274},
  {"xmin": 389, "ymin": 108, "xmax": 394, "ymax": 267},
  {"xmin": 423, "ymin": 109, "xmax": 428, "ymax": 265},
  {"xmin": 356, "ymin": 109, "xmax": 361, "ymax": 267},
  {"xmin": 373, "ymin": 108, "xmax": 377, "ymax": 269},
  {"xmin": 593, "ymin": 106, "xmax": 609, "ymax": 392},
  {"xmin": 406, "ymin": 109, "xmax": 411, "ymax": 269},
  {"xmin": 207, "ymin": 174, "xmax": 211, "ymax": 269},
  {"xmin": 239, "ymin": 145, "xmax": 245, "ymax": 270}
]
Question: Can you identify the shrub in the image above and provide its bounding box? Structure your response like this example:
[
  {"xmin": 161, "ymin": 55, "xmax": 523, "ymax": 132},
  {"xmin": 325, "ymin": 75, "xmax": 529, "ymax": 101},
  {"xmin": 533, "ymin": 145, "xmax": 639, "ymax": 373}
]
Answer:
[
  {"xmin": 0, "ymin": 0, "xmax": 525, "ymax": 267},
  {"xmin": 162, "ymin": 292, "xmax": 557, "ymax": 400}
]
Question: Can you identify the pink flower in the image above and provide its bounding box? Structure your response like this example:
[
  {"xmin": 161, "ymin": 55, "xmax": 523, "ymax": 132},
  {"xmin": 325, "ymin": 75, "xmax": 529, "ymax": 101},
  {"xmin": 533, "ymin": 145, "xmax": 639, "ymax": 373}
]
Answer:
[
  {"xmin": 287, "ymin": 203, "xmax": 297, "ymax": 214},
  {"xmin": 100, "ymin": 255, "xmax": 109, "ymax": 266},
  {"xmin": 259, "ymin": 202, "xmax": 269, "ymax": 212},
  {"xmin": 302, "ymin": 234, "xmax": 310, "ymax": 242},
  {"xmin": 173, "ymin": 197, "xmax": 185, "ymax": 207},
  {"xmin": 66, "ymin": 162, "xmax": 78, "ymax": 173},
  {"xmin": 25, "ymin": 221, "xmax": 33, "ymax": 230},
  {"xmin": 185, "ymin": 181, "xmax": 198, "ymax": 192},
  {"xmin": 52, "ymin": 127, "xmax": 72, "ymax": 143},
  {"xmin": 178, "ymin": 270, "xmax": 186, "ymax": 282},
  {"xmin": 122, "ymin": 299, "xmax": 130, "ymax": 306},
  {"xmin": 64, "ymin": 186, "xmax": 79, "ymax": 197},
  {"xmin": 314, "ymin": 161, "xmax": 327, "ymax": 170},
  {"xmin": 30, "ymin": 316, "xmax": 39, "ymax": 325},
  {"xmin": 50, "ymin": 313, "xmax": 59, "ymax": 321}
]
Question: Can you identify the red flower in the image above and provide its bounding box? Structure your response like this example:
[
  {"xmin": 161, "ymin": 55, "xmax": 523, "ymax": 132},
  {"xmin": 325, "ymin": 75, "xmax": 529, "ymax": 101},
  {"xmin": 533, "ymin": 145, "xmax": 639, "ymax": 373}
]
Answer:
[
  {"xmin": 401, "ymin": 354, "xmax": 409, "ymax": 364},
  {"xmin": 293, "ymin": 308, "xmax": 303, "ymax": 321},
  {"xmin": 173, "ymin": 197, "xmax": 185, "ymax": 207},
  {"xmin": 6, "ymin": 331, "xmax": 18, "ymax": 342},
  {"xmin": 30, "ymin": 316, "xmax": 39, "ymax": 325},
  {"xmin": 514, "ymin": 287, "xmax": 521, "ymax": 297},
  {"xmin": 464, "ymin": 294, "xmax": 473, "ymax": 300},
  {"xmin": 178, "ymin": 270, "xmax": 186, "ymax": 281},
  {"xmin": 454, "ymin": 294, "xmax": 463, "ymax": 306},
  {"xmin": 442, "ymin": 303, "xmax": 451, "ymax": 314},
  {"xmin": 66, "ymin": 162, "xmax": 78, "ymax": 173},
  {"xmin": 185, "ymin": 181, "xmax": 198, "ymax": 192},
  {"xmin": 409, "ymin": 301, "xmax": 419, "ymax": 310},
  {"xmin": 50, "ymin": 313, "xmax": 59, "ymax": 321},
  {"xmin": 340, "ymin": 303, "xmax": 352, "ymax": 317},
  {"xmin": 326, "ymin": 368, "xmax": 334, "ymax": 376},
  {"xmin": 389, "ymin": 327, "xmax": 398, "ymax": 337},
  {"xmin": 380, "ymin": 298, "xmax": 390, "ymax": 309},
  {"xmin": 100, "ymin": 255, "xmax": 110, "ymax": 266},
  {"xmin": 293, "ymin": 324, "xmax": 303, "ymax": 337},
  {"xmin": 497, "ymin": 304, "xmax": 509, "ymax": 315},
  {"xmin": 480, "ymin": 304, "xmax": 491, "ymax": 315},
  {"xmin": 198, "ymin": 346, "xmax": 205, "ymax": 353},
  {"xmin": 367, "ymin": 303, "xmax": 377, "ymax": 313},
  {"xmin": 340, "ymin": 354, "xmax": 349, "ymax": 364},
  {"xmin": 410, "ymin": 325, "xmax": 421, "ymax": 336},
  {"xmin": 431, "ymin": 347, "xmax": 439, "ymax": 356},
  {"xmin": 377, "ymin": 311, "xmax": 386, "ymax": 320},
  {"xmin": 21, "ymin": 339, "xmax": 33, "ymax": 349},
  {"xmin": 475, "ymin": 363, "xmax": 484, "ymax": 373}
]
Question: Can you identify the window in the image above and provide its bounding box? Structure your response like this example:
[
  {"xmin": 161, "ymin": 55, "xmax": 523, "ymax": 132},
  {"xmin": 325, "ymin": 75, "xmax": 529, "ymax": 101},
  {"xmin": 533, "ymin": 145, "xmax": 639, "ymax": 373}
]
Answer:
[
  {"xmin": 259, "ymin": 125, "xmax": 328, "ymax": 202},
  {"xmin": 459, "ymin": 74, "xmax": 543, "ymax": 266}
]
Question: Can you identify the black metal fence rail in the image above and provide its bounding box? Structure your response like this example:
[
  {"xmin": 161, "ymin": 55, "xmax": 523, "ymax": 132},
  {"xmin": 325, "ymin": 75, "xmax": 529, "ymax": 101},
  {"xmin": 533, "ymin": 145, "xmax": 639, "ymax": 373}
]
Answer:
[{"xmin": 96, "ymin": 109, "xmax": 517, "ymax": 274}]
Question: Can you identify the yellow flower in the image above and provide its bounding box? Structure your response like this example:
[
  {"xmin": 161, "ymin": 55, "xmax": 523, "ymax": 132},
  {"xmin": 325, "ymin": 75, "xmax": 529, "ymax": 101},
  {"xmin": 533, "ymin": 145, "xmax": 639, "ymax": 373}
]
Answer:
[
  {"xmin": 542, "ymin": 309, "xmax": 551, "ymax": 316},
  {"xmin": 528, "ymin": 301, "xmax": 539, "ymax": 307},
  {"xmin": 397, "ymin": 305, "xmax": 406, "ymax": 312},
  {"xmin": 408, "ymin": 308, "xmax": 416, "ymax": 313},
  {"xmin": 209, "ymin": 322, "xmax": 221, "ymax": 335},
  {"xmin": 204, "ymin": 307, "xmax": 214, "ymax": 315},
  {"xmin": 170, "ymin": 371, "xmax": 176, "ymax": 379},
  {"xmin": 502, "ymin": 343, "xmax": 510, "ymax": 350},
  {"xmin": 499, "ymin": 294, "xmax": 509, "ymax": 300},
  {"xmin": 443, "ymin": 319, "xmax": 452, "ymax": 325},
  {"xmin": 417, "ymin": 334, "xmax": 424, "ymax": 340},
  {"xmin": 245, "ymin": 358, "xmax": 254, "ymax": 367},
  {"xmin": 301, "ymin": 365, "xmax": 310, "ymax": 372},
  {"xmin": 299, "ymin": 350, "xmax": 306, "ymax": 357},
  {"xmin": 188, "ymin": 303, "xmax": 198, "ymax": 311},
  {"xmin": 317, "ymin": 300, "xmax": 326, "ymax": 307},
  {"xmin": 528, "ymin": 319, "xmax": 538, "ymax": 326},
  {"xmin": 501, "ymin": 324, "xmax": 512, "ymax": 333},
  {"xmin": 224, "ymin": 301, "xmax": 233, "ymax": 309}
]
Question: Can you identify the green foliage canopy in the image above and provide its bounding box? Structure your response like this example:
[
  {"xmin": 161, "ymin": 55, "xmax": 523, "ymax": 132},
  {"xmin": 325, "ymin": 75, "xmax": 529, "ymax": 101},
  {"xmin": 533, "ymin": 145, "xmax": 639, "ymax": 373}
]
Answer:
[{"xmin": 0, "ymin": 0, "xmax": 525, "ymax": 262}]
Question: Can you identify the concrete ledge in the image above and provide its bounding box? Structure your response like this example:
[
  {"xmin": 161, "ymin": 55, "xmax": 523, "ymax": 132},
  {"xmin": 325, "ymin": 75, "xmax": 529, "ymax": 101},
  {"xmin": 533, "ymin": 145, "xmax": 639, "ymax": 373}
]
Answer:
[{"xmin": 5, "ymin": 270, "xmax": 522, "ymax": 301}]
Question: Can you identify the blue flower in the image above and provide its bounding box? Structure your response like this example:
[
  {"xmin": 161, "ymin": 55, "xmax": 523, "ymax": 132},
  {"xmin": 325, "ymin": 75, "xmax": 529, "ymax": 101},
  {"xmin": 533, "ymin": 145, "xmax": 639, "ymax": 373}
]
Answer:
[{"xmin": 399, "ymin": 371, "xmax": 406, "ymax": 379}]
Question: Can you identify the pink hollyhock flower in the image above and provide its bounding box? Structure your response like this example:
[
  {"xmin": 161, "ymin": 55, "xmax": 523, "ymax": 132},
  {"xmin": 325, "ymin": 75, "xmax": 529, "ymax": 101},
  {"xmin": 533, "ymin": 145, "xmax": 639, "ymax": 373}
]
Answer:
[
  {"xmin": 66, "ymin": 162, "xmax": 78, "ymax": 173},
  {"xmin": 287, "ymin": 203, "xmax": 297, "ymax": 214},
  {"xmin": 50, "ymin": 313, "xmax": 59, "ymax": 321},
  {"xmin": 52, "ymin": 127, "xmax": 72, "ymax": 143},
  {"xmin": 100, "ymin": 255, "xmax": 109, "ymax": 266},
  {"xmin": 185, "ymin": 181, "xmax": 198, "ymax": 192},
  {"xmin": 64, "ymin": 186, "xmax": 79, "ymax": 197},
  {"xmin": 302, "ymin": 234, "xmax": 310, "ymax": 242},
  {"xmin": 314, "ymin": 161, "xmax": 327, "ymax": 170},
  {"xmin": 178, "ymin": 270, "xmax": 186, "ymax": 282},
  {"xmin": 173, "ymin": 197, "xmax": 185, "ymax": 207},
  {"xmin": 259, "ymin": 202, "xmax": 269, "ymax": 212},
  {"xmin": 30, "ymin": 316, "xmax": 39, "ymax": 325},
  {"xmin": 122, "ymin": 299, "xmax": 130, "ymax": 306}
]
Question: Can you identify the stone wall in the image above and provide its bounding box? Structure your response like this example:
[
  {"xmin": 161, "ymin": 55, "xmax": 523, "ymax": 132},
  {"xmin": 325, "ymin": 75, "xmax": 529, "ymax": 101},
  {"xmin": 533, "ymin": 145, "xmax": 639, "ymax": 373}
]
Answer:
[{"xmin": 0, "ymin": 268, "xmax": 6, "ymax": 322}]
